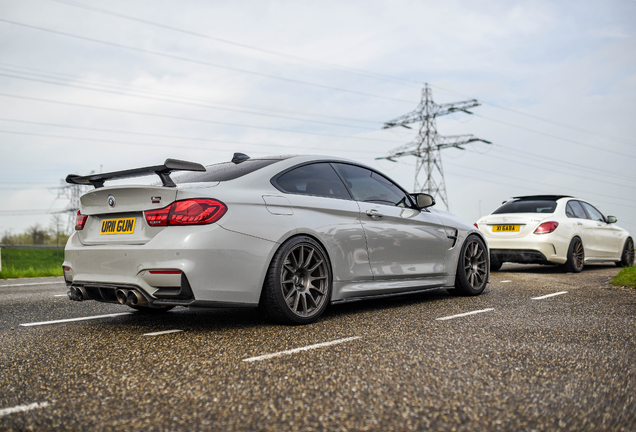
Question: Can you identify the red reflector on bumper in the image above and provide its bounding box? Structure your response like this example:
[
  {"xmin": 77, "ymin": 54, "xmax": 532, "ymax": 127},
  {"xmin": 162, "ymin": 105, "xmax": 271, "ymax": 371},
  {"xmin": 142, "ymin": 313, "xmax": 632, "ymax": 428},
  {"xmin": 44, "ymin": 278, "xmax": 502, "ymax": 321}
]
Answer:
[{"xmin": 148, "ymin": 270, "xmax": 182, "ymax": 275}]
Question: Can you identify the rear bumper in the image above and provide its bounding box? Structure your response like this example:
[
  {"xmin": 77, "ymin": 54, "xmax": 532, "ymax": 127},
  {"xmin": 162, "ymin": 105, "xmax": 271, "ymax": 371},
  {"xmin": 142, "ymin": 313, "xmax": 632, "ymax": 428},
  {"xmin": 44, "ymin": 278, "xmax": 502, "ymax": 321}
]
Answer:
[
  {"xmin": 490, "ymin": 249, "xmax": 550, "ymax": 264},
  {"xmin": 63, "ymin": 224, "xmax": 277, "ymax": 306},
  {"xmin": 485, "ymin": 235, "xmax": 568, "ymax": 265}
]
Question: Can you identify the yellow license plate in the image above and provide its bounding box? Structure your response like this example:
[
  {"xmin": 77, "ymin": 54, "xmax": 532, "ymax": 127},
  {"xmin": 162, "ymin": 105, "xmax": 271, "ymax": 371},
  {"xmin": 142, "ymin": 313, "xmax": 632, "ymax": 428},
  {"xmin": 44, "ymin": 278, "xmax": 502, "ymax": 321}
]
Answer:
[
  {"xmin": 100, "ymin": 218, "xmax": 136, "ymax": 235},
  {"xmin": 493, "ymin": 225, "xmax": 520, "ymax": 232}
]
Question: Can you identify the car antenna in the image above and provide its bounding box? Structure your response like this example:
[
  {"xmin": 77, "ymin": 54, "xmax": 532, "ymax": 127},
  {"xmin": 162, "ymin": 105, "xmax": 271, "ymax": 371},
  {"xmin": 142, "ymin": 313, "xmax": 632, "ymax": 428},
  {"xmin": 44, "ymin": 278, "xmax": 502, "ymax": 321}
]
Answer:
[{"xmin": 232, "ymin": 153, "xmax": 250, "ymax": 164}]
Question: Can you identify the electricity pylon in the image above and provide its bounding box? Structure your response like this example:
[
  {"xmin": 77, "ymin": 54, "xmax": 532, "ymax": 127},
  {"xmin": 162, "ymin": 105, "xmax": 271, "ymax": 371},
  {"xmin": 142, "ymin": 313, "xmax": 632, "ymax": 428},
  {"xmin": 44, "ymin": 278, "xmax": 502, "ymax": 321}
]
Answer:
[{"xmin": 377, "ymin": 84, "xmax": 490, "ymax": 210}]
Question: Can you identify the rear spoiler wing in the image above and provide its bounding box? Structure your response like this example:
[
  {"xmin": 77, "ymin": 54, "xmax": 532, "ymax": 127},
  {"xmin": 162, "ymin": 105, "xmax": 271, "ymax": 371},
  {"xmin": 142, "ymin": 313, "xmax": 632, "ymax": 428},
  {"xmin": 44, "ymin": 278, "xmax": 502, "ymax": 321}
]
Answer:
[{"xmin": 66, "ymin": 158, "xmax": 206, "ymax": 188}]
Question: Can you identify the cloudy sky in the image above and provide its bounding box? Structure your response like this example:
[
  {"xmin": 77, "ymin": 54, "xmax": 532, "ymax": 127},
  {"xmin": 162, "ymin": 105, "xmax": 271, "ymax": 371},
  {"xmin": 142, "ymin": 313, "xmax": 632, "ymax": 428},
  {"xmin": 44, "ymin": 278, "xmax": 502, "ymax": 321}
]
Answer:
[{"xmin": 1, "ymin": 0, "xmax": 635, "ymax": 236}]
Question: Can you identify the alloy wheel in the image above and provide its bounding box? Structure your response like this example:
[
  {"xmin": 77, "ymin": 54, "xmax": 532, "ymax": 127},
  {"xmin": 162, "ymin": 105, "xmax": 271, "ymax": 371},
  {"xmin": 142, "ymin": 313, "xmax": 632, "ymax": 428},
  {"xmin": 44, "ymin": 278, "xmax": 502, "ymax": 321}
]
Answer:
[
  {"xmin": 626, "ymin": 239, "xmax": 634, "ymax": 266},
  {"xmin": 280, "ymin": 243, "xmax": 329, "ymax": 318},
  {"xmin": 463, "ymin": 240, "xmax": 487, "ymax": 289},
  {"xmin": 573, "ymin": 239, "xmax": 585, "ymax": 270}
]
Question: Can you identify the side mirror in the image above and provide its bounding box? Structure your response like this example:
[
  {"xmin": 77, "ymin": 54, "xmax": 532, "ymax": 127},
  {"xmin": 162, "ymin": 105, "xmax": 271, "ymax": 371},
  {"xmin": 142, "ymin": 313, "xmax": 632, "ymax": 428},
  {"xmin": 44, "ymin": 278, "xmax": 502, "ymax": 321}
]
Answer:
[
  {"xmin": 413, "ymin": 193, "xmax": 435, "ymax": 209},
  {"xmin": 607, "ymin": 215, "xmax": 617, "ymax": 224}
]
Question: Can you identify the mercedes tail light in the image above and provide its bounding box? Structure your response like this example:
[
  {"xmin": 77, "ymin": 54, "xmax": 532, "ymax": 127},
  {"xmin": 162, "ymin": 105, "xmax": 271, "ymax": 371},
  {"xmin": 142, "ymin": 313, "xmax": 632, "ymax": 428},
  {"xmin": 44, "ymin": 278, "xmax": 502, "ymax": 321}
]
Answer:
[
  {"xmin": 144, "ymin": 199, "xmax": 227, "ymax": 227},
  {"xmin": 534, "ymin": 221, "xmax": 559, "ymax": 234},
  {"xmin": 75, "ymin": 210, "xmax": 88, "ymax": 230}
]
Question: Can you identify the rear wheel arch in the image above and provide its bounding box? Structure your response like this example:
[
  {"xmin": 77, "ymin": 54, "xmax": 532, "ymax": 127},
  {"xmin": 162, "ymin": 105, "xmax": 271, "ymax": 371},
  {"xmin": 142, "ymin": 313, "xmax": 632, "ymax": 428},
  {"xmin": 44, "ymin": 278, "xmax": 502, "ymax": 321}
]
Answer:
[
  {"xmin": 259, "ymin": 234, "xmax": 334, "ymax": 324},
  {"xmin": 563, "ymin": 236, "xmax": 585, "ymax": 273},
  {"xmin": 453, "ymin": 234, "xmax": 489, "ymax": 296}
]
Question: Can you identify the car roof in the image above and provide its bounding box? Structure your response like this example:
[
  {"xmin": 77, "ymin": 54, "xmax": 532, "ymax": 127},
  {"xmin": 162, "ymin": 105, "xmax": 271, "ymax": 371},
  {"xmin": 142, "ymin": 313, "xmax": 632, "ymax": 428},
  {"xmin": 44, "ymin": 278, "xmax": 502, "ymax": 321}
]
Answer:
[{"xmin": 512, "ymin": 195, "xmax": 574, "ymax": 201}]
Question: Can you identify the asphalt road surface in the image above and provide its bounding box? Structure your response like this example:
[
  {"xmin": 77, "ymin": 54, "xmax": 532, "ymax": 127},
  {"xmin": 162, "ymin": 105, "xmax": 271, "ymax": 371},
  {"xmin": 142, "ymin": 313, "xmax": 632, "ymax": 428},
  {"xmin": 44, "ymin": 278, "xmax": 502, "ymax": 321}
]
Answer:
[{"xmin": 1, "ymin": 264, "xmax": 635, "ymax": 431}]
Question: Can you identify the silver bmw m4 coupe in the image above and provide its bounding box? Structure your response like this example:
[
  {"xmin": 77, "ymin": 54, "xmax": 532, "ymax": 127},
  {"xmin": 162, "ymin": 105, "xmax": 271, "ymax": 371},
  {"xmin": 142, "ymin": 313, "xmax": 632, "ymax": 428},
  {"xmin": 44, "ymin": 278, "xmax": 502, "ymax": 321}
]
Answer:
[{"xmin": 63, "ymin": 153, "xmax": 489, "ymax": 324}]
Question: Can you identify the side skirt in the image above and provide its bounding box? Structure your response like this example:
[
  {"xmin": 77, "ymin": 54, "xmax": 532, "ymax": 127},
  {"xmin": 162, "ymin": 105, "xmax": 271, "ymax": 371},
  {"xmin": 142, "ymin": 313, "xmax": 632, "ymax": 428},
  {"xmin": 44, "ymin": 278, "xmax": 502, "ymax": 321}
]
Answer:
[{"xmin": 331, "ymin": 286, "xmax": 452, "ymax": 305}]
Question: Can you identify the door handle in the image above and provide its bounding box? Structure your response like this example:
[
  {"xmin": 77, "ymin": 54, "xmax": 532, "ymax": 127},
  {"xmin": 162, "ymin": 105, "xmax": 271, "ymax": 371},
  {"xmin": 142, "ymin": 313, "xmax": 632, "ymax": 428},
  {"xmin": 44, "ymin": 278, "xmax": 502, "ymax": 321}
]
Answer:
[
  {"xmin": 577, "ymin": 222, "xmax": 583, "ymax": 225},
  {"xmin": 366, "ymin": 209, "xmax": 383, "ymax": 219}
]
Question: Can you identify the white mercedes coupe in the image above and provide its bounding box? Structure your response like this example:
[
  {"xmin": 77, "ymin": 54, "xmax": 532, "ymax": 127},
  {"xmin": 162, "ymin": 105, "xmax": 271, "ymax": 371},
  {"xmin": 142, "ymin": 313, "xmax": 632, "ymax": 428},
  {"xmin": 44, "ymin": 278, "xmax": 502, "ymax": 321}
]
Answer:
[
  {"xmin": 63, "ymin": 154, "xmax": 489, "ymax": 324},
  {"xmin": 476, "ymin": 195, "xmax": 633, "ymax": 272}
]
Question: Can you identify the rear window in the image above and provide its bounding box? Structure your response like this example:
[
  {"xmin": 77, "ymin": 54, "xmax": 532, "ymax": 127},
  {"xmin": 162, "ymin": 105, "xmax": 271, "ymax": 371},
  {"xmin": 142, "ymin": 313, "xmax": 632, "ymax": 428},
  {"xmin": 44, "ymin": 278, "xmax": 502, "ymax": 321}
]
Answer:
[
  {"xmin": 173, "ymin": 159, "xmax": 284, "ymax": 184},
  {"xmin": 493, "ymin": 200, "xmax": 557, "ymax": 214}
]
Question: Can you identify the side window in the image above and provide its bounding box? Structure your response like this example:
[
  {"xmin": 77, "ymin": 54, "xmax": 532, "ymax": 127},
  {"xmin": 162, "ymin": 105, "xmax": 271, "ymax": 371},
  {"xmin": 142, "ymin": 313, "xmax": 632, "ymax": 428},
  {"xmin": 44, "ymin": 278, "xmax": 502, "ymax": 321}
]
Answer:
[
  {"xmin": 275, "ymin": 163, "xmax": 351, "ymax": 200},
  {"xmin": 567, "ymin": 200, "xmax": 588, "ymax": 219},
  {"xmin": 580, "ymin": 202, "xmax": 605, "ymax": 222},
  {"xmin": 332, "ymin": 163, "xmax": 410, "ymax": 207}
]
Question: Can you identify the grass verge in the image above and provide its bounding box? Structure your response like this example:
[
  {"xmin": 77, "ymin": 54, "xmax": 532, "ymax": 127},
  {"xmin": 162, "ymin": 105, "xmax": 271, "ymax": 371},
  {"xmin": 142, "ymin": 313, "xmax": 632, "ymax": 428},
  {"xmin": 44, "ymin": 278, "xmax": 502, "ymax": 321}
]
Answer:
[
  {"xmin": 1, "ymin": 248, "xmax": 64, "ymax": 279},
  {"xmin": 611, "ymin": 266, "xmax": 636, "ymax": 289}
]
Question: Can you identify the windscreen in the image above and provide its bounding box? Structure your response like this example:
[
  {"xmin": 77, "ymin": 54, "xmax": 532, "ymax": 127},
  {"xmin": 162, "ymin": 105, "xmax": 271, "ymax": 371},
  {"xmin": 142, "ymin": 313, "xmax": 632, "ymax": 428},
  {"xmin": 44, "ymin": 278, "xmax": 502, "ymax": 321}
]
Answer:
[
  {"xmin": 493, "ymin": 200, "xmax": 557, "ymax": 214},
  {"xmin": 173, "ymin": 158, "xmax": 285, "ymax": 184}
]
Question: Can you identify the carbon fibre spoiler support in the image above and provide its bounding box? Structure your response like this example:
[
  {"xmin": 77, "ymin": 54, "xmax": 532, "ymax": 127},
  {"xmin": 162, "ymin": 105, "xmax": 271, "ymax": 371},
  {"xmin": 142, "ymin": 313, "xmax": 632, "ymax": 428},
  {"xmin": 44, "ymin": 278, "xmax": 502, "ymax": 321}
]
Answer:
[{"xmin": 65, "ymin": 158, "xmax": 206, "ymax": 188}]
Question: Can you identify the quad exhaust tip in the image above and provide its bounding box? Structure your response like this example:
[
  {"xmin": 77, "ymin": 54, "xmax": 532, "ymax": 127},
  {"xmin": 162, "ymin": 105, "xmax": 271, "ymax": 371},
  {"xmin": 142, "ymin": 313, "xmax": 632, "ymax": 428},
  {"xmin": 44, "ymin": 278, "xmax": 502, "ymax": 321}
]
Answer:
[
  {"xmin": 116, "ymin": 288, "xmax": 149, "ymax": 307},
  {"xmin": 116, "ymin": 289, "xmax": 129, "ymax": 305},
  {"xmin": 67, "ymin": 286, "xmax": 88, "ymax": 301}
]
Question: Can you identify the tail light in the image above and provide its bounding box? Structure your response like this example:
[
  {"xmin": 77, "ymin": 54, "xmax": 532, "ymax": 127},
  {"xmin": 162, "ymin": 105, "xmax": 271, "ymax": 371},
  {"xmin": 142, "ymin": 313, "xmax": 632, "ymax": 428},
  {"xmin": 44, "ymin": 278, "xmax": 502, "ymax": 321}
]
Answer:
[
  {"xmin": 144, "ymin": 199, "xmax": 227, "ymax": 227},
  {"xmin": 474, "ymin": 223, "xmax": 479, "ymax": 228},
  {"xmin": 75, "ymin": 210, "xmax": 88, "ymax": 230},
  {"xmin": 534, "ymin": 221, "xmax": 558, "ymax": 234}
]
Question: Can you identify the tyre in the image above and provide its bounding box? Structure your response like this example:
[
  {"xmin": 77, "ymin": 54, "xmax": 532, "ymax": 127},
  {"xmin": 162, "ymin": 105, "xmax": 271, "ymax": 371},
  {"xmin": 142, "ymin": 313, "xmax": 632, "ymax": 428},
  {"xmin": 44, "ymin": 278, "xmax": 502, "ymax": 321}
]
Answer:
[
  {"xmin": 490, "ymin": 255, "xmax": 503, "ymax": 272},
  {"xmin": 616, "ymin": 237, "xmax": 634, "ymax": 267},
  {"xmin": 261, "ymin": 236, "xmax": 332, "ymax": 325},
  {"xmin": 454, "ymin": 235, "xmax": 489, "ymax": 296},
  {"xmin": 563, "ymin": 237, "xmax": 585, "ymax": 273}
]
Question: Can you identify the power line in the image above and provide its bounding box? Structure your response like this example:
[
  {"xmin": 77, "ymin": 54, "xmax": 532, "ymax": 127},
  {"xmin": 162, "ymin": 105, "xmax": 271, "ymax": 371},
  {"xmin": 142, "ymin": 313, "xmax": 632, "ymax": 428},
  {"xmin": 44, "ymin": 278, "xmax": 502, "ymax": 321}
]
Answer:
[
  {"xmin": 49, "ymin": 0, "xmax": 424, "ymax": 88},
  {"xmin": 464, "ymin": 147, "xmax": 635, "ymax": 189},
  {"xmin": 6, "ymin": 63, "xmax": 630, "ymax": 161},
  {"xmin": 0, "ymin": 128, "xmax": 386, "ymax": 156},
  {"xmin": 474, "ymin": 113, "xmax": 636, "ymax": 160},
  {"xmin": 0, "ymin": 62, "xmax": 381, "ymax": 125},
  {"xmin": 2, "ymin": 128, "xmax": 632, "ymax": 199},
  {"xmin": 2, "ymin": 116, "xmax": 632, "ymax": 185},
  {"xmin": 0, "ymin": 92, "xmax": 404, "ymax": 144},
  {"xmin": 442, "ymin": 160, "xmax": 636, "ymax": 210},
  {"xmin": 0, "ymin": 68, "xmax": 383, "ymax": 130},
  {"xmin": 48, "ymin": 0, "xmax": 635, "ymax": 148},
  {"xmin": 0, "ymin": 18, "xmax": 415, "ymax": 105},
  {"xmin": 431, "ymin": 84, "xmax": 636, "ymax": 147},
  {"xmin": 488, "ymin": 145, "xmax": 636, "ymax": 183}
]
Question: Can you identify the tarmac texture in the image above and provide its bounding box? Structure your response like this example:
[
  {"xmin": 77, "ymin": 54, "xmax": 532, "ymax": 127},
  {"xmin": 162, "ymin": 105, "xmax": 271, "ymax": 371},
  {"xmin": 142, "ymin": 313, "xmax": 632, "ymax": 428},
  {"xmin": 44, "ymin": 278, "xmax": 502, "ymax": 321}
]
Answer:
[{"xmin": 1, "ymin": 264, "xmax": 634, "ymax": 431}]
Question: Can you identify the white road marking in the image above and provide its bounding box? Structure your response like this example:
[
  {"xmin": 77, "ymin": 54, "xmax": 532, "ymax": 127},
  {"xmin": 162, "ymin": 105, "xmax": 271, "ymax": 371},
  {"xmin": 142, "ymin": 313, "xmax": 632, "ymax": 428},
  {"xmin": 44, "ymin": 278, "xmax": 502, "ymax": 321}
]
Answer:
[
  {"xmin": 0, "ymin": 401, "xmax": 50, "ymax": 418},
  {"xmin": 532, "ymin": 291, "xmax": 568, "ymax": 300},
  {"xmin": 243, "ymin": 336, "xmax": 361, "ymax": 363},
  {"xmin": 436, "ymin": 308, "xmax": 495, "ymax": 321},
  {"xmin": 501, "ymin": 280, "xmax": 512, "ymax": 283},
  {"xmin": 0, "ymin": 281, "xmax": 65, "ymax": 288},
  {"xmin": 143, "ymin": 329, "xmax": 183, "ymax": 336},
  {"xmin": 20, "ymin": 313, "xmax": 133, "ymax": 327},
  {"xmin": 53, "ymin": 294, "xmax": 67, "ymax": 297}
]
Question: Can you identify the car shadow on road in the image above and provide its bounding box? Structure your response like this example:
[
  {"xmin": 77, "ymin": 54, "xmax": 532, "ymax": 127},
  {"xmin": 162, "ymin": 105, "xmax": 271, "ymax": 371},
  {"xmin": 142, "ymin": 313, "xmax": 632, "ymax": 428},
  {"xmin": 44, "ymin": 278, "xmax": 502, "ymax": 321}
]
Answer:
[{"xmin": 103, "ymin": 287, "xmax": 463, "ymax": 331}]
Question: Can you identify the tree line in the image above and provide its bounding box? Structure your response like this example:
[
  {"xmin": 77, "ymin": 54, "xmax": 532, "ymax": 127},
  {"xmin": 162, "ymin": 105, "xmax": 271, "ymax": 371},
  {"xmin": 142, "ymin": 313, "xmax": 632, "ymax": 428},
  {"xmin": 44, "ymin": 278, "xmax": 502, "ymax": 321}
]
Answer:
[{"xmin": 1, "ymin": 215, "xmax": 70, "ymax": 247}]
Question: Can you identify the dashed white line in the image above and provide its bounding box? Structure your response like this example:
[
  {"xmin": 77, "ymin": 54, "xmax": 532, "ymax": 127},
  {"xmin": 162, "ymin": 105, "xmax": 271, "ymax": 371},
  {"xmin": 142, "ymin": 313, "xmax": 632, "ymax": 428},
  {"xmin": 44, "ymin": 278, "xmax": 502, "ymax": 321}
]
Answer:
[
  {"xmin": 501, "ymin": 280, "xmax": 512, "ymax": 283},
  {"xmin": 0, "ymin": 281, "xmax": 65, "ymax": 288},
  {"xmin": 532, "ymin": 291, "xmax": 568, "ymax": 300},
  {"xmin": 143, "ymin": 329, "xmax": 183, "ymax": 336},
  {"xmin": 53, "ymin": 294, "xmax": 67, "ymax": 297},
  {"xmin": 243, "ymin": 336, "xmax": 361, "ymax": 362},
  {"xmin": 0, "ymin": 401, "xmax": 50, "ymax": 418},
  {"xmin": 20, "ymin": 313, "xmax": 133, "ymax": 327},
  {"xmin": 436, "ymin": 308, "xmax": 495, "ymax": 321}
]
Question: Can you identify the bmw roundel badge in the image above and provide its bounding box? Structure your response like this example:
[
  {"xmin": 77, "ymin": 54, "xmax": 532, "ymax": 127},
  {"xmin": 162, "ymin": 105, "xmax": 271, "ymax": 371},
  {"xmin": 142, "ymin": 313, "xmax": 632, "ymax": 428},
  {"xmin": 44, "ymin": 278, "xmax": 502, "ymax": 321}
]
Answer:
[{"xmin": 108, "ymin": 195, "xmax": 116, "ymax": 208}]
